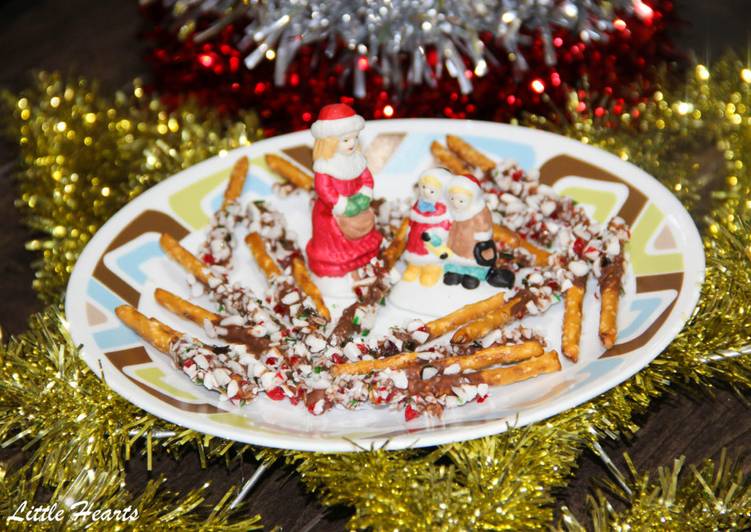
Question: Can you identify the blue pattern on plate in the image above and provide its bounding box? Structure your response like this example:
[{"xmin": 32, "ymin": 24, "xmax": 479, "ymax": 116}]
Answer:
[
  {"xmin": 617, "ymin": 295, "xmax": 666, "ymax": 341},
  {"xmin": 114, "ymin": 239, "xmax": 163, "ymax": 286},
  {"xmin": 87, "ymin": 278, "xmax": 141, "ymax": 349},
  {"xmin": 379, "ymin": 132, "xmax": 536, "ymax": 176}
]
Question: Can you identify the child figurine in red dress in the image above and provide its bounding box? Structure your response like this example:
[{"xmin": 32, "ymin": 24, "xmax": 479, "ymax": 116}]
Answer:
[
  {"xmin": 402, "ymin": 168, "xmax": 452, "ymax": 286},
  {"xmin": 306, "ymin": 104, "xmax": 383, "ymax": 277}
]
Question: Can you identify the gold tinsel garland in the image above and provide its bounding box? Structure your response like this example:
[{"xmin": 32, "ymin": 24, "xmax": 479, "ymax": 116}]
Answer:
[
  {"xmin": 560, "ymin": 450, "xmax": 751, "ymax": 530},
  {"xmin": 1, "ymin": 59, "xmax": 750, "ymax": 529}
]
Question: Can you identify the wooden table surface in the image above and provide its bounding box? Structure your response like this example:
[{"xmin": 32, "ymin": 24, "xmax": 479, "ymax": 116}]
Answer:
[{"xmin": 1, "ymin": 1, "xmax": 749, "ymax": 529}]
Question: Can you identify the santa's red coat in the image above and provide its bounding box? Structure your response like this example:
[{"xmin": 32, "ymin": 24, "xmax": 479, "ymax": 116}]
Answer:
[
  {"xmin": 306, "ymin": 168, "xmax": 382, "ymax": 277},
  {"xmin": 404, "ymin": 201, "xmax": 451, "ymax": 263}
]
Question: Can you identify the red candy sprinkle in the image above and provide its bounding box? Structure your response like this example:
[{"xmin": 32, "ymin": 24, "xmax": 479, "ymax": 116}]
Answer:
[
  {"xmin": 267, "ymin": 387, "xmax": 285, "ymax": 401},
  {"xmin": 331, "ymin": 353, "xmax": 346, "ymax": 364},
  {"xmin": 477, "ymin": 394, "xmax": 488, "ymax": 403},
  {"xmin": 202, "ymin": 253, "xmax": 216, "ymax": 265},
  {"xmin": 265, "ymin": 357, "xmax": 278, "ymax": 366},
  {"xmin": 404, "ymin": 405, "xmax": 421, "ymax": 422},
  {"xmin": 573, "ymin": 237, "xmax": 586, "ymax": 256}
]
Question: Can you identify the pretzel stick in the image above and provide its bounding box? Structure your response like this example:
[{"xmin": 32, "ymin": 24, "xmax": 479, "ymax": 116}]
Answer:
[
  {"xmin": 160, "ymin": 234, "xmax": 210, "ymax": 285},
  {"xmin": 493, "ymin": 224, "xmax": 551, "ymax": 266},
  {"xmin": 464, "ymin": 350, "xmax": 561, "ymax": 386},
  {"xmin": 562, "ymin": 277, "xmax": 586, "ymax": 362},
  {"xmin": 599, "ymin": 257, "xmax": 624, "ymax": 349},
  {"xmin": 223, "ymin": 156, "xmax": 249, "ymax": 207},
  {"xmin": 382, "ymin": 218, "xmax": 410, "ymax": 271},
  {"xmin": 291, "ymin": 256, "xmax": 330, "ymax": 321},
  {"xmin": 245, "ymin": 232, "xmax": 282, "ymax": 278},
  {"xmin": 412, "ymin": 350, "xmax": 561, "ymax": 396},
  {"xmin": 430, "ymin": 141, "xmax": 471, "ymax": 175},
  {"xmin": 265, "ymin": 153, "xmax": 313, "ymax": 191},
  {"xmin": 154, "ymin": 288, "xmax": 220, "ymax": 326},
  {"xmin": 432, "ymin": 341, "xmax": 543, "ymax": 371},
  {"xmin": 163, "ymin": 233, "xmax": 284, "ymax": 331},
  {"xmin": 425, "ymin": 291, "xmax": 506, "ymax": 338},
  {"xmin": 446, "ymin": 135, "xmax": 495, "ymax": 173},
  {"xmin": 331, "ymin": 351, "xmax": 420, "ymax": 376},
  {"xmin": 450, "ymin": 295, "xmax": 528, "ymax": 344},
  {"xmin": 599, "ymin": 286, "xmax": 619, "ymax": 349},
  {"xmin": 331, "ymin": 341, "xmax": 542, "ymax": 377},
  {"xmin": 154, "ymin": 288, "xmax": 273, "ymax": 352},
  {"xmin": 115, "ymin": 305, "xmax": 180, "ymax": 354}
]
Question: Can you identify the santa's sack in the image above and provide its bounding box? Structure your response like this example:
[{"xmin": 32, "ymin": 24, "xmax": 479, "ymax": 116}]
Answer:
[{"xmin": 336, "ymin": 208, "xmax": 376, "ymax": 240}]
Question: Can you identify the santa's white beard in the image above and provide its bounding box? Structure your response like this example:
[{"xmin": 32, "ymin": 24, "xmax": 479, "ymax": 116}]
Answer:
[{"xmin": 313, "ymin": 151, "xmax": 367, "ymax": 180}]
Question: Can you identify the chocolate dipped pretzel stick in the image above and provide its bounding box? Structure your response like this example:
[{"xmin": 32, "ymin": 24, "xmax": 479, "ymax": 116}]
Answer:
[
  {"xmin": 197, "ymin": 156, "xmax": 249, "ymax": 267},
  {"xmin": 492, "ymin": 224, "xmax": 551, "ymax": 267},
  {"xmin": 265, "ymin": 153, "xmax": 313, "ymax": 191},
  {"xmin": 446, "ymin": 135, "xmax": 495, "ymax": 173},
  {"xmin": 245, "ymin": 232, "xmax": 282, "ymax": 278},
  {"xmin": 161, "ymin": 233, "xmax": 211, "ymax": 285},
  {"xmin": 381, "ymin": 217, "xmax": 410, "ymax": 271},
  {"xmin": 115, "ymin": 305, "xmax": 180, "ymax": 353},
  {"xmin": 414, "ymin": 350, "xmax": 561, "ymax": 396},
  {"xmin": 250, "ymin": 202, "xmax": 331, "ymax": 321},
  {"xmin": 223, "ymin": 156, "xmax": 249, "ymax": 207},
  {"xmin": 599, "ymin": 253, "xmax": 624, "ymax": 349},
  {"xmin": 562, "ymin": 276, "xmax": 586, "ymax": 362},
  {"xmin": 450, "ymin": 292, "xmax": 533, "ymax": 344},
  {"xmin": 430, "ymin": 140, "xmax": 471, "ymax": 175},
  {"xmin": 291, "ymin": 257, "xmax": 330, "ymax": 321},
  {"xmin": 154, "ymin": 287, "xmax": 220, "ymax": 325},
  {"xmin": 154, "ymin": 288, "xmax": 273, "ymax": 354},
  {"xmin": 424, "ymin": 291, "xmax": 506, "ymax": 339},
  {"xmin": 116, "ymin": 305, "xmax": 260, "ymax": 404},
  {"xmin": 160, "ymin": 233, "xmax": 283, "ymax": 336},
  {"xmin": 331, "ymin": 340, "xmax": 544, "ymax": 377}
]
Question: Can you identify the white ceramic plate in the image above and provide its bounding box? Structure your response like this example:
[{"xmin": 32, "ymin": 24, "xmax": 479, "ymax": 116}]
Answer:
[{"xmin": 65, "ymin": 119, "xmax": 704, "ymax": 452}]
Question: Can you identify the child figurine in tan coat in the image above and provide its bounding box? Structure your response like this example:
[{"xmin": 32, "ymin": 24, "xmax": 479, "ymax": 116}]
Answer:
[{"xmin": 433, "ymin": 174, "xmax": 511, "ymax": 289}]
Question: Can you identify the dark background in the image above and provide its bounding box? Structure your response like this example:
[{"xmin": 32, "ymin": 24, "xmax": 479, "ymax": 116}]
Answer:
[{"xmin": 0, "ymin": 1, "xmax": 749, "ymax": 529}]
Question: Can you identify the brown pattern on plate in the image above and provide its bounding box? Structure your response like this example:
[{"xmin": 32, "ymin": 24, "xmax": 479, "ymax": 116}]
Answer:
[
  {"xmin": 93, "ymin": 210, "xmax": 189, "ymax": 306},
  {"xmin": 281, "ymin": 145, "xmax": 314, "ymax": 172},
  {"xmin": 539, "ymin": 154, "xmax": 648, "ymax": 226},
  {"xmin": 600, "ymin": 272, "xmax": 684, "ymax": 358},
  {"xmin": 106, "ymin": 346, "xmax": 223, "ymax": 414}
]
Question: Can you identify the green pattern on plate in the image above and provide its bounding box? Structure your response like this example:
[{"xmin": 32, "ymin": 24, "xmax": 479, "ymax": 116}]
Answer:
[
  {"xmin": 168, "ymin": 167, "xmax": 231, "ymax": 230},
  {"xmin": 133, "ymin": 367, "xmax": 199, "ymax": 401},
  {"xmin": 559, "ymin": 186, "xmax": 620, "ymax": 223},
  {"xmin": 630, "ymin": 203, "xmax": 684, "ymax": 275}
]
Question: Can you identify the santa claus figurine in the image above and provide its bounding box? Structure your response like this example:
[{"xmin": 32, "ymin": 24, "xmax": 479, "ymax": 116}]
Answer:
[
  {"xmin": 443, "ymin": 174, "xmax": 511, "ymax": 289},
  {"xmin": 402, "ymin": 168, "xmax": 452, "ymax": 286},
  {"xmin": 306, "ymin": 104, "xmax": 383, "ymax": 277}
]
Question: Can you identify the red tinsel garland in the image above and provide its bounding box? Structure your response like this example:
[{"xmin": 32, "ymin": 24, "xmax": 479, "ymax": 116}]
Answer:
[{"xmin": 141, "ymin": 1, "xmax": 681, "ymax": 136}]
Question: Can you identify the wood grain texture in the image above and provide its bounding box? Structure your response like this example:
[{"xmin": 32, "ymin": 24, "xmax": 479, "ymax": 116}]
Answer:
[{"xmin": 0, "ymin": 1, "xmax": 748, "ymax": 529}]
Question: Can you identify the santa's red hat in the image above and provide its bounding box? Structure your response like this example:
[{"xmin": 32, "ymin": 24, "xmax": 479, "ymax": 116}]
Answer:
[
  {"xmin": 448, "ymin": 173, "xmax": 482, "ymax": 196},
  {"xmin": 311, "ymin": 104, "xmax": 365, "ymax": 139}
]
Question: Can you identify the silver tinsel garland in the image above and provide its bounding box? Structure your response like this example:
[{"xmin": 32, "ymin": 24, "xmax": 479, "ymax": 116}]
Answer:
[{"xmin": 147, "ymin": 0, "xmax": 649, "ymax": 96}]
